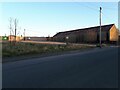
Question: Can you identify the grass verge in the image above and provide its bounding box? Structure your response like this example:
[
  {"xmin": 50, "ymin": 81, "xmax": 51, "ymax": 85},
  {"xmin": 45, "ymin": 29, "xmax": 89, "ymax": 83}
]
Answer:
[{"xmin": 2, "ymin": 41, "xmax": 95, "ymax": 57}]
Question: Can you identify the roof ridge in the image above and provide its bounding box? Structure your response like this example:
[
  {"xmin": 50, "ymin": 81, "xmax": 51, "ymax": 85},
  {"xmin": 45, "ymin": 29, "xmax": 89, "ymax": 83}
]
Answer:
[{"xmin": 58, "ymin": 24, "xmax": 114, "ymax": 34}]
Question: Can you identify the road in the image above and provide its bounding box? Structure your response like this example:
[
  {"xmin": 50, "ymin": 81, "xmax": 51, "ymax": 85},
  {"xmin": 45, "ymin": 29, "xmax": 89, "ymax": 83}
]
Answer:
[{"xmin": 2, "ymin": 47, "xmax": 118, "ymax": 88}]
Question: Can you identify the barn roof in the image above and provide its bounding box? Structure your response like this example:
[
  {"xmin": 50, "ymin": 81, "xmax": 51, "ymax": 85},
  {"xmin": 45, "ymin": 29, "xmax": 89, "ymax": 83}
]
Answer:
[{"xmin": 54, "ymin": 24, "xmax": 114, "ymax": 37}]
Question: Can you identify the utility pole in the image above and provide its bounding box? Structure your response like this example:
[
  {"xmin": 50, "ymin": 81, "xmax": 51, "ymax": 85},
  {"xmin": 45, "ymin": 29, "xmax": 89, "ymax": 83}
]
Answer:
[
  {"xmin": 99, "ymin": 7, "xmax": 102, "ymax": 48},
  {"xmin": 14, "ymin": 19, "xmax": 17, "ymax": 43},
  {"xmin": 9, "ymin": 18, "xmax": 12, "ymax": 43},
  {"xmin": 10, "ymin": 29, "xmax": 11, "ymax": 42},
  {"xmin": 24, "ymin": 29, "xmax": 25, "ymax": 41}
]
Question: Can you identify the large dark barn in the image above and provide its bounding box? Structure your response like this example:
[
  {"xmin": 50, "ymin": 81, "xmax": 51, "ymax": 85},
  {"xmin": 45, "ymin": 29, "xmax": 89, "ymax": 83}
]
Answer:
[{"xmin": 53, "ymin": 24, "xmax": 119, "ymax": 44}]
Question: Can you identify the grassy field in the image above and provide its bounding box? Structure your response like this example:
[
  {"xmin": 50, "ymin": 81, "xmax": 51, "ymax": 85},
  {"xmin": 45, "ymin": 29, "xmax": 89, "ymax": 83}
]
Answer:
[{"xmin": 2, "ymin": 41, "xmax": 96, "ymax": 57}]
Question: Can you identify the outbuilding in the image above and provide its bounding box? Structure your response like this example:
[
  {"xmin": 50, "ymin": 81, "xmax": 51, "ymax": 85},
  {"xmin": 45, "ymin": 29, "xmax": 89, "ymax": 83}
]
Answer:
[{"xmin": 53, "ymin": 24, "xmax": 119, "ymax": 44}]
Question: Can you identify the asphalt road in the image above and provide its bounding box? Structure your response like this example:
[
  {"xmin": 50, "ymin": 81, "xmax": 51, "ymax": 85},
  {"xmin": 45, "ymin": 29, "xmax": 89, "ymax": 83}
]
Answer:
[{"xmin": 2, "ymin": 47, "xmax": 118, "ymax": 88}]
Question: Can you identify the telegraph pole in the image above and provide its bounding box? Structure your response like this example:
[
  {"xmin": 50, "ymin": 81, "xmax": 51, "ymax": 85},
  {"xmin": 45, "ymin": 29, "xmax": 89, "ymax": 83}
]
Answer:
[
  {"xmin": 99, "ymin": 7, "xmax": 102, "ymax": 48},
  {"xmin": 14, "ymin": 19, "xmax": 17, "ymax": 43},
  {"xmin": 9, "ymin": 18, "xmax": 12, "ymax": 43},
  {"xmin": 24, "ymin": 29, "xmax": 26, "ymax": 41}
]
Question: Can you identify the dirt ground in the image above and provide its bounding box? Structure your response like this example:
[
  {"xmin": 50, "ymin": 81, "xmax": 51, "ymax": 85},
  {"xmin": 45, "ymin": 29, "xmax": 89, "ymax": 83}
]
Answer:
[{"xmin": 21, "ymin": 40, "xmax": 66, "ymax": 45}]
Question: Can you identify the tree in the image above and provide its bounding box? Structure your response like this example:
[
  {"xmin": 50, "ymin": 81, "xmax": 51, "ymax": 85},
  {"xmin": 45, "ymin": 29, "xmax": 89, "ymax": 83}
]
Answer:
[{"xmin": 9, "ymin": 18, "xmax": 19, "ymax": 44}]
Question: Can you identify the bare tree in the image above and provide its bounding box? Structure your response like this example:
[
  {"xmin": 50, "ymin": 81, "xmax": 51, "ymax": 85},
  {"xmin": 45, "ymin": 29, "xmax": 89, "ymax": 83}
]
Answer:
[
  {"xmin": 9, "ymin": 17, "xmax": 12, "ymax": 43},
  {"xmin": 9, "ymin": 18, "xmax": 14, "ymax": 34},
  {"xmin": 14, "ymin": 18, "xmax": 18, "ymax": 43},
  {"xmin": 9, "ymin": 18, "xmax": 20, "ymax": 44}
]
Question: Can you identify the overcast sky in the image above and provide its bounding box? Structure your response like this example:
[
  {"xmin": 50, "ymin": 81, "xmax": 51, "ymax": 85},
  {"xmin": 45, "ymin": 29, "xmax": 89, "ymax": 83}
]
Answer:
[{"xmin": 0, "ymin": 2, "xmax": 118, "ymax": 37}]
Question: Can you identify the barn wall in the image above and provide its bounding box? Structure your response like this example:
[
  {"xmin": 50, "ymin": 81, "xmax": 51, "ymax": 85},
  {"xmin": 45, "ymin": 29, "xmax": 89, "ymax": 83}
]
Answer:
[
  {"xmin": 67, "ymin": 34, "xmax": 77, "ymax": 43},
  {"xmin": 53, "ymin": 24, "xmax": 117, "ymax": 43},
  {"xmin": 53, "ymin": 30, "xmax": 100, "ymax": 43},
  {"xmin": 109, "ymin": 25, "xmax": 119, "ymax": 41},
  {"xmin": 53, "ymin": 35, "xmax": 65, "ymax": 42},
  {"xmin": 101, "ymin": 31, "xmax": 107, "ymax": 41},
  {"xmin": 97, "ymin": 30, "xmax": 109, "ymax": 43},
  {"xmin": 85, "ymin": 30, "xmax": 97, "ymax": 42},
  {"xmin": 74, "ymin": 30, "xmax": 98, "ymax": 43}
]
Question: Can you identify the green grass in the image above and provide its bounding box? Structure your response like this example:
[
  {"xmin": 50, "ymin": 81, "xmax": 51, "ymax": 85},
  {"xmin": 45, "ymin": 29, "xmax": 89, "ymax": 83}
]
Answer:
[{"xmin": 2, "ymin": 42, "xmax": 95, "ymax": 57}]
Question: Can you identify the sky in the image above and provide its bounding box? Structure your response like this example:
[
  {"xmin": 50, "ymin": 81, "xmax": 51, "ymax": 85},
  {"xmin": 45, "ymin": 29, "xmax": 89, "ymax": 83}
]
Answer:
[
  {"xmin": 0, "ymin": 2, "xmax": 118, "ymax": 37},
  {"xmin": 118, "ymin": 1, "xmax": 120, "ymax": 30}
]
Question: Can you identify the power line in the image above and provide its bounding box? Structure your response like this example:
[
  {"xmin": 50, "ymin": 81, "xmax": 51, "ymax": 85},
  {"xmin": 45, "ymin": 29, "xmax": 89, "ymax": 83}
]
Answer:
[
  {"xmin": 76, "ymin": 3, "xmax": 117, "ymax": 24},
  {"xmin": 101, "ymin": 11, "xmax": 117, "ymax": 24},
  {"xmin": 75, "ymin": 3, "xmax": 99, "ymax": 13},
  {"xmin": 104, "ymin": 7, "xmax": 118, "ymax": 10}
]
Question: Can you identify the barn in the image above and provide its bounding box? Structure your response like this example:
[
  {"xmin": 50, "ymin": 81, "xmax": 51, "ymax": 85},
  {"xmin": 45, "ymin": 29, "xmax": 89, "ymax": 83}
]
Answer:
[{"xmin": 53, "ymin": 24, "xmax": 119, "ymax": 44}]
